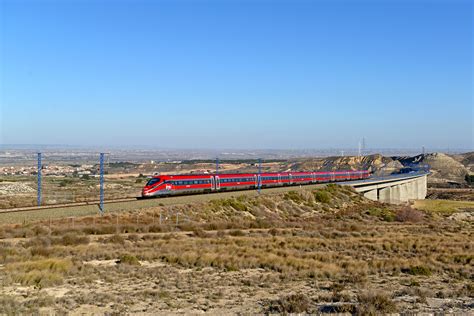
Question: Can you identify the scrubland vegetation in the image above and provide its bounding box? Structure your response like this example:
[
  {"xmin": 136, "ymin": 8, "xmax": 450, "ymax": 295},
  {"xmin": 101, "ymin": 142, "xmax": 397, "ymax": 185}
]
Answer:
[
  {"xmin": 0, "ymin": 175, "xmax": 143, "ymax": 209},
  {"xmin": 0, "ymin": 185, "xmax": 472, "ymax": 314}
]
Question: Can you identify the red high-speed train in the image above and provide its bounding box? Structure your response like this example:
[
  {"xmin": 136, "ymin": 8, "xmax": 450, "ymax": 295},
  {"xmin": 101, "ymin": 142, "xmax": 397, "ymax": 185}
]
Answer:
[{"xmin": 142, "ymin": 170, "xmax": 370, "ymax": 197}]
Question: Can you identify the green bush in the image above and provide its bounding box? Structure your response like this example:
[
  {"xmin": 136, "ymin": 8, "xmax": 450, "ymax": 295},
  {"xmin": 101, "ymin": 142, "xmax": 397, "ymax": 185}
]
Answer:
[
  {"xmin": 326, "ymin": 183, "xmax": 339, "ymax": 192},
  {"xmin": 58, "ymin": 179, "xmax": 74, "ymax": 187},
  {"xmin": 365, "ymin": 207, "xmax": 395, "ymax": 222},
  {"xmin": 283, "ymin": 191, "xmax": 304, "ymax": 203},
  {"xmin": 402, "ymin": 265, "xmax": 432, "ymax": 276},
  {"xmin": 314, "ymin": 190, "xmax": 331, "ymax": 203},
  {"xmin": 213, "ymin": 198, "xmax": 248, "ymax": 212}
]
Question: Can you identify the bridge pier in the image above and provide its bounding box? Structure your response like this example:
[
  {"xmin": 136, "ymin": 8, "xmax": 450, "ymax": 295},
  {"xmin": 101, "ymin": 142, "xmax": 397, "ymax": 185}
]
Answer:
[
  {"xmin": 363, "ymin": 190, "xmax": 378, "ymax": 200},
  {"xmin": 349, "ymin": 174, "xmax": 428, "ymax": 205}
]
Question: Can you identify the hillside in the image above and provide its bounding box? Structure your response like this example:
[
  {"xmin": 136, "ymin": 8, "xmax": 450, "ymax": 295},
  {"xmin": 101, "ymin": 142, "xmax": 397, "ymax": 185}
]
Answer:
[
  {"xmin": 291, "ymin": 154, "xmax": 403, "ymax": 174},
  {"xmin": 290, "ymin": 152, "xmax": 470, "ymax": 185},
  {"xmin": 451, "ymin": 152, "xmax": 474, "ymax": 173},
  {"xmin": 0, "ymin": 185, "xmax": 472, "ymax": 314},
  {"xmin": 395, "ymin": 153, "xmax": 469, "ymax": 184}
]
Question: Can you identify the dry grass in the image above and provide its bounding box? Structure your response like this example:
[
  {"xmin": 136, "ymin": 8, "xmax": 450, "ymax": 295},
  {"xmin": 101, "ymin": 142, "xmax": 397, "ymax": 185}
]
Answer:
[
  {"xmin": 4, "ymin": 258, "xmax": 73, "ymax": 288},
  {"xmin": 356, "ymin": 292, "xmax": 397, "ymax": 315},
  {"xmin": 0, "ymin": 185, "xmax": 472, "ymax": 313},
  {"xmin": 413, "ymin": 199, "xmax": 474, "ymax": 214},
  {"xmin": 266, "ymin": 293, "xmax": 311, "ymax": 313}
]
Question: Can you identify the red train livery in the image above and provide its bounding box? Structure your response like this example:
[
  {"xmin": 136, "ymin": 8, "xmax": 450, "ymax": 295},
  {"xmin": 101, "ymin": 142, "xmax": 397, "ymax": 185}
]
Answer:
[{"xmin": 142, "ymin": 170, "xmax": 370, "ymax": 197}]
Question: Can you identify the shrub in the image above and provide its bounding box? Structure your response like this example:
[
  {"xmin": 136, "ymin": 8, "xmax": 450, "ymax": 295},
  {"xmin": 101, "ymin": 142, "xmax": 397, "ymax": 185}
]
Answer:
[
  {"xmin": 117, "ymin": 254, "xmax": 140, "ymax": 266},
  {"xmin": 402, "ymin": 265, "xmax": 432, "ymax": 276},
  {"xmin": 314, "ymin": 190, "xmax": 331, "ymax": 203},
  {"xmin": 365, "ymin": 207, "xmax": 395, "ymax": 222},
  {"xmin": 127, "ymin": 234, "xmax": 140, "ymax": 242},
  {"xmin": 266, "ymin": 293, "xmax": 310, "ymax": 313},
  {"xmin": 32, "ymin": 226, "xmax": 49, "ymax": 236},
  {"xmin": 395, "ymin": 207, "xmax": 423, "ymax": 222},
  {"xmin": 24, "ymin": 236, "xmax": 51, "ymax": 248},
  {"xmin": 106, "ymin": 234, "xmax": 125, "ymax": 244},
  {"xmin": 212, "ymin": 198, "xmax": 248, "ymax": 212},
  {"xmin": 269, "ymin": 228, "xmax": 279, "ymax": 236},
  {"xmin": 6, "ymin": 258, "xmax": 73, "ymax": 288},
  {"xmin": 192, "ymin": 228, "xmax": 210, "ymax": 238},
  {"xmin": 7, "ymin": 258, "xmax": 73, "ymax": 273},
  {"xmin": 11, "ymin": 270, "xmax": 63, "ymax": 288},
  {"xmin": 356, "ymin": 292, "xmax": 397, "ymax": 315},
  {"xmin": 54, "ymin": 233, "xmax": 90, "ymax": 246},
  {"xmin": 229, "ymin": 230, "xmax": 245, "ymax": 237},
  {"xmin": 225, "ymin": 199, "xmax": 248, "ymax": 212},
  {"xmin": 465, "ymin": 174, "xmax": 474, "ymax": 184},
  {"xmin": 58, "ymin": 179, "xmax": 74, "ymax": 187},
  {"xmin": 30, "ymin": 247, "xmax": 54, "ymax": 258},
  {"xmin": 283, "ymin": 191, "xmax": 304, "ymax": 203}
]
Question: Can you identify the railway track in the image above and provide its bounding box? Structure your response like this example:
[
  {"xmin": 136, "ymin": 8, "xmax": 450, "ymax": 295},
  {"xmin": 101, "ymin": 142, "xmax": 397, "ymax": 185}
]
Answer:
[
  {"xmin": 0, "ymin": 197, "xmax": 140, "ymax": 214},
  {"xmin": 0, "ymin": 181, "xmax": 334, "ymax": 215},
  {"xmin": 0, "ymin": 183, "xmax": 328, "ymax": 223}
]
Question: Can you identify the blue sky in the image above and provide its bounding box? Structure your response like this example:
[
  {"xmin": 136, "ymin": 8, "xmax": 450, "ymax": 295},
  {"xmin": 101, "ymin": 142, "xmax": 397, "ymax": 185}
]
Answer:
[{"xmin": 0, "ymin": 0, "xmax": 472, "ymax": 150}]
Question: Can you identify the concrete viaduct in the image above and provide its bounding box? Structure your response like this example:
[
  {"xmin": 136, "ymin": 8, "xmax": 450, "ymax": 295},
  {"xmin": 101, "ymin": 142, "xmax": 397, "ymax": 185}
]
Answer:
[{"xmin": 341, "ymin": 172, "xmax": 429, "ymax": 204}]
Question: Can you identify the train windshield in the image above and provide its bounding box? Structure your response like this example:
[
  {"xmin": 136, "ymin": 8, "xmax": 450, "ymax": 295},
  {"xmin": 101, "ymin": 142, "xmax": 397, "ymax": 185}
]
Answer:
[{"xmin": 146, "ymin": 178, "xmax": 161, "ymax": 186}]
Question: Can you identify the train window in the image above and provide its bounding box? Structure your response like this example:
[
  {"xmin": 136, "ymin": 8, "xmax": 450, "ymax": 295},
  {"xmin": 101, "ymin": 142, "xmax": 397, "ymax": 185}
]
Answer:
[{"xmin": 146, "ymin": 178, "xmax": 161, "ymax": 186}]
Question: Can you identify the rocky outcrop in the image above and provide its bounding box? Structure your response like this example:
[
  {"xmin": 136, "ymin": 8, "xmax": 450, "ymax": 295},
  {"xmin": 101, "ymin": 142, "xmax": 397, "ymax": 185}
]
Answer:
[
  {"xmin": 394, "ymin": 153, "xmax": 469, "ymax": 184},
  {"xmin": 292, "ymin": 154, "xmax": 403, "ymax": 174},
  {"xmin": 451, "ymin": 152, "xmax": 474, "ymax": 173}
]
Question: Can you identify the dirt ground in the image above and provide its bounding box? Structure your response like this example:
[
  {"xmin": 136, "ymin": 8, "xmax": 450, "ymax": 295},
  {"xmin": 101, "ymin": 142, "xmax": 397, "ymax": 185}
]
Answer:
[{"xmin": 427, "ymin": 188, "xmax": 474, "ymax": 201}]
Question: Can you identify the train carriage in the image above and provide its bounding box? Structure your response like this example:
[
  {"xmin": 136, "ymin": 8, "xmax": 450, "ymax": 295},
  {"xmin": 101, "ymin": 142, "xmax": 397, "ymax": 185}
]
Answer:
[
  {"xmin": 142, "ymin": 169, "xmax": 370, "ymax": 197},
  {"xmin": 143, "ymin": 174, "xmax": 213, "ymax": 196},
  {"xmin": 217, "ymin": 173, "xmax": 257, "ymax": 190}
]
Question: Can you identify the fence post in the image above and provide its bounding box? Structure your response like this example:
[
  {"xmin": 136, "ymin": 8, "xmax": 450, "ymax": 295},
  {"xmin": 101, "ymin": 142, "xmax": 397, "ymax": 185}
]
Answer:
[
  {"xmin": 37, "ymin": 153, "xmax": 42, "ymax": 206},
  {"xmin": 99, "ymin": 153, "xmax": 105, "ymax": 214}
]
